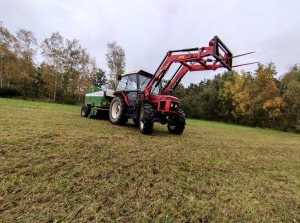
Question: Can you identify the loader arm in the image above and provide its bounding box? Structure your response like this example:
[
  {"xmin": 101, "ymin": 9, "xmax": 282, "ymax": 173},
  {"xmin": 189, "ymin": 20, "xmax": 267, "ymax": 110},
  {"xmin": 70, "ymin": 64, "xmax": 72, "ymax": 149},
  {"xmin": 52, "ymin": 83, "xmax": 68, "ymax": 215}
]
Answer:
[{"xmin": 143, "ymin": 36, "xmax": 233, "ymax": 98}]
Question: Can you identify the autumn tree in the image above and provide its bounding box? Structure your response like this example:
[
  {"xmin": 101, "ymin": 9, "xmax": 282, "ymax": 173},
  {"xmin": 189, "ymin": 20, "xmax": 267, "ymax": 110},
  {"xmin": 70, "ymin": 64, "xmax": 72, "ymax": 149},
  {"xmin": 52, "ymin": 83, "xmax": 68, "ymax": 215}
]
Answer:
[
  {"xmin": 106, "ymin": 41, "xmax": 125, "ymax": 89},
  {"xmin": 41, "ymin": 32, "xmax": 65, "ymax": 101},
  {"xmin": 39, "ymin": 62, "xmax": 56, "ymax": 98},
  {"xmin": 15, "ymin": 29, "xmax": 38, "ymax": 96},
  {"xmin": 262, "ymin": 96, "xmax": 285, "ymax": 121},
  {"xmin": 63, "ymin": 39, "xmax": 89, "ymax": 95},
  {"xmin": 0, "ymin": 22, "xmax": 18, "ymax": 88},
  {"xmin": 41, "ymin": 32, "xmax": 104, "ymax": 103},
  {"xmin": 252, "ymin": 63, "xmax": 283, "ymax": 125},
  {"xmin": 219, "ymin": 71, "xmax": 254, "ymax": 123},
  {"xmin": 215, "ymin": 71, "xmax": 237, "ymax": 121}
]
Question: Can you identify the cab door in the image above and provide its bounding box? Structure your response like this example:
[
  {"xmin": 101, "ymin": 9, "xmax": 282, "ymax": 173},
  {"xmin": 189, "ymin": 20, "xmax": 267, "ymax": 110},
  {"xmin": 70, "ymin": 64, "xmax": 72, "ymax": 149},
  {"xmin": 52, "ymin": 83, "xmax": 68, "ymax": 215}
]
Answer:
[{"xmin": 125, "ymin": 74, "xmax": 138, "ymax": 106}]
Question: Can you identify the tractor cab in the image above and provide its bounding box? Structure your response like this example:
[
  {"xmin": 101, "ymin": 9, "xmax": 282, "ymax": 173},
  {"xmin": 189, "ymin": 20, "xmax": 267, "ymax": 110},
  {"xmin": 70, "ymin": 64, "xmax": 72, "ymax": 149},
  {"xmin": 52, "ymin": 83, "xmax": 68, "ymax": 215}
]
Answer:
[
  {"xmin": 115, "ymin": 70, "xmax": 159, "ymax": 106},
  {"xmin": 116, "ymin": 70, "xmax": 158, "ymax": 92}
]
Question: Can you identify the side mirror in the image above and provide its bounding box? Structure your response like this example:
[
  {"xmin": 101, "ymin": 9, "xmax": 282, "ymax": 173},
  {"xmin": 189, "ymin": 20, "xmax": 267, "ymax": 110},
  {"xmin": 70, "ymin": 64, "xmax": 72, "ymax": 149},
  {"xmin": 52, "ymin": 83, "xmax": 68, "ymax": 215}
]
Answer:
[{"xmin": 117, "ymin": 75, "xmax": 122, "ymax": 81}]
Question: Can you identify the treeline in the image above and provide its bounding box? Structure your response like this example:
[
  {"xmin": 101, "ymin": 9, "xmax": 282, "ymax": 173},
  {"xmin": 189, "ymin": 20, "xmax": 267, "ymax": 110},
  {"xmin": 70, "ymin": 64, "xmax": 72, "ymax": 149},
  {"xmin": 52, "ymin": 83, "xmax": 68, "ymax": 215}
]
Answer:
[
  {"xmin": 174, "ymin": 63, "xmax": 300, "ymax": 132},
  {"xmin": 1, "ymin": 23, "xmax": 299, "ymax": 131},
  {"xmin": 0, "ymin": 22, "xmax": 124, "ymax": 104}
]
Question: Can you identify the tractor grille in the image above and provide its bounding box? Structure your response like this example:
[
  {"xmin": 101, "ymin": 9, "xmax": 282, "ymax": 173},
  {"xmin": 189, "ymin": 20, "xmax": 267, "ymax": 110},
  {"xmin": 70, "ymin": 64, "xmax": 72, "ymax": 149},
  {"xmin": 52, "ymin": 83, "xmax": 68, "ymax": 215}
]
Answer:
[{"xmin": 160, "ymin": 101, "xmax": 166, "ymax": 110}]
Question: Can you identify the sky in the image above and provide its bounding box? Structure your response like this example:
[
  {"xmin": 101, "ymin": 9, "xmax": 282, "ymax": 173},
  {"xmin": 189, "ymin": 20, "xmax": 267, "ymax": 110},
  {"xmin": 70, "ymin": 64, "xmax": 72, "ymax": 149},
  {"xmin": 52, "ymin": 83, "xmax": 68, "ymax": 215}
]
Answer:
[{"xmin": 1, "ymin": 0, "xmax": 300, "ymax": 86}]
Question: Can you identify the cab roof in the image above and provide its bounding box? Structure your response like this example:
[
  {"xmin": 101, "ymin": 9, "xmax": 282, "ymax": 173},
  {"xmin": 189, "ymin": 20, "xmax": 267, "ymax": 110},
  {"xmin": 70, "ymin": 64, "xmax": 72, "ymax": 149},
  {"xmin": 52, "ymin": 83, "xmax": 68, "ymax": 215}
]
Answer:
[{"xmin": 121, "ymin": 70, "xmax": 153, "ymax": 78}]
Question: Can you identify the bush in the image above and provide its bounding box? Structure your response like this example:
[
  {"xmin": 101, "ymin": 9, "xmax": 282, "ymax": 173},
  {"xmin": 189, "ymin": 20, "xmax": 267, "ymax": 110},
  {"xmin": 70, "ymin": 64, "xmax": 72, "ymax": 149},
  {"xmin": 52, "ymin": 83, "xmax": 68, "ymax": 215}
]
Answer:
[
  {"xmin": 61, "ymin": 93, "xmax": 78, "ymax": 105},
  {"xmin": 0, "ymin": 87, "xmax": 22, "ymax": 98},
  {"xmin": 294, "ymin": 124, "xmax": 300, "ymax": 133}
]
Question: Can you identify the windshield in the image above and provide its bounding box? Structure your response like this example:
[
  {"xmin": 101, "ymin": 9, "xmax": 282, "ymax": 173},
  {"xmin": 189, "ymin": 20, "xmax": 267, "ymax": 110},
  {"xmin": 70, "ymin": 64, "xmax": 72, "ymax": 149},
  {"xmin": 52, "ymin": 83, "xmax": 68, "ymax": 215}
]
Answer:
[
  {"xmin": 150, "ymin": 80, "xmax": 160, "ymax": 94},
  {"xmin": 139, "ymin": 75, "xmax": 150, "ymax": 91},
  {"xmin": 139, "ymin": 75, "xmax": 160, "ymax": 94}
]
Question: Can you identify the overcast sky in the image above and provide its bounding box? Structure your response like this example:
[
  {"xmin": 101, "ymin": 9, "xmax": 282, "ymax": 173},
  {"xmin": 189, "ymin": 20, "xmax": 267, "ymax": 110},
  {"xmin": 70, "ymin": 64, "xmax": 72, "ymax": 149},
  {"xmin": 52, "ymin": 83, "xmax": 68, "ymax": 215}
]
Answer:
[{"xmin": 1, "ymin": 0, "xmax": 300, "ymax": 86}]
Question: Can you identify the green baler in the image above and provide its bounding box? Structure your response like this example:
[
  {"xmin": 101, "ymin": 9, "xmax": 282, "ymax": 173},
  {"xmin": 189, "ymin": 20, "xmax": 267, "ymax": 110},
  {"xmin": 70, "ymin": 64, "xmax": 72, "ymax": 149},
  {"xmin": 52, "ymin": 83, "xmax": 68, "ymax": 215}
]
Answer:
[{"xmin": 81, "ymin": 86, "xmax": 114, "ymax": 118}]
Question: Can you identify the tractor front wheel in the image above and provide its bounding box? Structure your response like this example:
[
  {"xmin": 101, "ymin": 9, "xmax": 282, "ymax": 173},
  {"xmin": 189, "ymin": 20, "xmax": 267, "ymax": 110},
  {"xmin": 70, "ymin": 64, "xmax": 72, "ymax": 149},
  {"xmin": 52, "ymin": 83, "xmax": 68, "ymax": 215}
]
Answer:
[
  {"xmin": 139, "ymin": 103, "xmax": 154, "ymax": 134},
  {"xmin": 168, "ymin": 109, "xmax": 186, "ymax": 135},
  {"xmin": 109, "ymin": 96, "xmax": 128, "ymax": 125}
]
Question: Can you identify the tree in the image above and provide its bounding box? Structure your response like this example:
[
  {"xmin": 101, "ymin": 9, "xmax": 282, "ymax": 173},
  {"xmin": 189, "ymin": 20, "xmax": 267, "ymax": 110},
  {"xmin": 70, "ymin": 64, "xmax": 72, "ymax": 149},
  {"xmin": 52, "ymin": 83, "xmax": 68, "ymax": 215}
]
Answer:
[
  {"xmin": 15, "ymin": 29, "xmax": 37, "ymax": 61},
  {"xmin": 285, "ymin": 81, "xmax": 300, "ymax": 125},
  {"xmin": 0, "ymin": 43, "xmax": 18, "ymax": 88},
  {"xmin": 262, "ymin": 96, "xmax": 285, "ymax": 121},
  {"xmin": 281, "ymin": 66, "xmax": 300, "ymax": 127},
  {"xmin": 216, "ymin": 71, "xmax": 238, "ymax": 121},
  {"xmin": 280, "ymin": 65, "xmax": 300, "ymax": 91},
  {"xmin": 32, "ymin": 67, "xmax": 45, "ymax": 98},
  {"xmin": 90, "ymin": 67, "xmax": 107, "ymax": 87},
  {"xmin": 181, "ymin": 80, "xmax": 220, "ymax": 120},
  {"xmin": 0, "ymin": 22, "xmax": 18, "ymax": 88},
  {"xmin": 39, "ymin": 62, "xmax": 56, "ymax": 98},
  {"xmin": 14, "ymin": 29, "xmax": 37, "ymax": 96},
  {"xmin": 41, "ymin": 32, "xmax": 65, "ymax": 101},
  {"xmin": 252, "ymin": 63, "xmax": 281, "ymax": 125},
  {"xmin": 42, "ymin": 33, "xmax": 101, "ymax": 103},
  {"xmin": 105, "ymin": 41, "xmax": 125, "ymax": 89},
  {"xmin": 180, "ymin": 81, "xmax": 207, "ymax": 118},
  {"xmin": 173, "ymin": 83, "xmax": 185, "ymax": 98},
  {"xmin": 63, "ymin": 39, "xmax": 87, "ymax": 94}
]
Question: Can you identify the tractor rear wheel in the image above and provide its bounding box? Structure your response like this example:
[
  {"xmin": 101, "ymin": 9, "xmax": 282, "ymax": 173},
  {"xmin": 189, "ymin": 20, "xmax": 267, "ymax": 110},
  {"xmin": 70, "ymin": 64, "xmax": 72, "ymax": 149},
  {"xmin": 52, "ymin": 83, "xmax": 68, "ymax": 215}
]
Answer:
[
  {"xmin": 109, "ymin": 96, "xmax": 128, "ymax": 125},
  {"xmin": 139, "ymin": 103, "xmax": 154, "ymax": 134},
  {"xmin": 81, "ymin": 105, "xmax": 91, "ymax": 117},
  {"xmin": 168, "ymin": 109, "xmax": 185, "ymax": 134}
]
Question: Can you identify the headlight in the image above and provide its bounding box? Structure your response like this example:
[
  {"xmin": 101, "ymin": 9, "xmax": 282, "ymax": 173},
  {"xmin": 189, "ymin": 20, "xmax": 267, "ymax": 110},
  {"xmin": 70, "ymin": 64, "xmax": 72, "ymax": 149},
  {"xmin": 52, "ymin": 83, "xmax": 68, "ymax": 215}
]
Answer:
[{"xmin": 170, "ymin": 102, "xmax": 178, "ymax": 108}]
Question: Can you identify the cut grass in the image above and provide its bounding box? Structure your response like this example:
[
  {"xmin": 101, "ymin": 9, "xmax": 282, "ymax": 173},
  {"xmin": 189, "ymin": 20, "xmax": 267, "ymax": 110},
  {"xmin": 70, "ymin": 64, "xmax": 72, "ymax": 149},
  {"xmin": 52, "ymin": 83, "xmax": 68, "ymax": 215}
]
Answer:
[{"xmin": 0, "ymin": 98, "xmax": 299, "ymax": 222}]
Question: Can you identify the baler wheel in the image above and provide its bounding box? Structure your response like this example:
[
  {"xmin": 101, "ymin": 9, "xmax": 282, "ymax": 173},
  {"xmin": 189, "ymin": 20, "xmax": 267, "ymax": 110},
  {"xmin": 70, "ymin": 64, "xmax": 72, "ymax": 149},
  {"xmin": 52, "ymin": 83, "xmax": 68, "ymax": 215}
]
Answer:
[{"xmin": 81, "ymin": 105, "xmax": 91, "ymax": 117}]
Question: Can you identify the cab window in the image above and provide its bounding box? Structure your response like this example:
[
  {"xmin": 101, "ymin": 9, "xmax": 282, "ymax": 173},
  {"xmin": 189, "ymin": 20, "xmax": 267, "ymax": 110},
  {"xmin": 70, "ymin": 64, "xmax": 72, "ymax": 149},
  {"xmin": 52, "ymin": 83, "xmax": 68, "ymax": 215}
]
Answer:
[
  {"xmin": 116, "ymin": 76, "xmax": 128, "ymax": 91},
  {"xmin": 126, "ymin": 74, "xmax": 137, "ymax": 91},
  {"xmin": 139, "ymin": 75, "xmax": 150, "ymax": 91},
  {"xmin": 151, "ymin": 82, "xmax": 160, "ymax": 94}
]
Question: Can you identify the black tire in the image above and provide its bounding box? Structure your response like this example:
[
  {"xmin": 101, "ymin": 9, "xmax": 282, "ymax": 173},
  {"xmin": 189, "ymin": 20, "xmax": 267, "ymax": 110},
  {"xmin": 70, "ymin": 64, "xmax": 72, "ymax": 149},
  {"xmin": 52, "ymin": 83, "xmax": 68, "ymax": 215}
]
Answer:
[
  {"xmin": 168, "ymin": 109, "xmax": 186, "ymax": 135},
  {"xmin": 139, "ymin": 103, "xmax": 154, "ymax": 134},
  {"xmin": 133, "ymin": 118, "xmax": 139, "ymax": 127},
  {"xmin": 81, "ymin": 105, "xmax": 91, "ymax": 117},
  {"xmin": 109, "ymin": 96, "xmax": 128, "ymax": 125}
]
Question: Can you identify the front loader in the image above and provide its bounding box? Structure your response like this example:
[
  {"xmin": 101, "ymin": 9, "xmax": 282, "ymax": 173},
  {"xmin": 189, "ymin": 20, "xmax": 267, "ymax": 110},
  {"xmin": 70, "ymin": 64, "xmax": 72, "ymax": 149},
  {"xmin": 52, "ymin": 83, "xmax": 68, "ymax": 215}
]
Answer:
[{"xmin": 83, "ymin": 36, "xmax": 255, "ymax": 135}]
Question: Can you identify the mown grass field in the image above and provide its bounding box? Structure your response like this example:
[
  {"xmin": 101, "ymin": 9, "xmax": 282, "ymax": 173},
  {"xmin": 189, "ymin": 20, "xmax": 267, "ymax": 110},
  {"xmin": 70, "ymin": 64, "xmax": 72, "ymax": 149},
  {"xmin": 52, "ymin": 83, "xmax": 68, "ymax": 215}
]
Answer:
[{"xmin": 0, "ymin": 98, "xmax": 299, "ymax": 222}]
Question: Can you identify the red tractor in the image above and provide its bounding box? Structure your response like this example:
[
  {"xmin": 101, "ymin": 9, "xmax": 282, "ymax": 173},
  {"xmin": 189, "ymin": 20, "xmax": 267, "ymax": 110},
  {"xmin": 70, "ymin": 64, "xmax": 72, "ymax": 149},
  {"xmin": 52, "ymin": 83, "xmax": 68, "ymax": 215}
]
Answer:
[{"xmin": 109, "ymin": 36, "xmax": 253, "ymax": 134}]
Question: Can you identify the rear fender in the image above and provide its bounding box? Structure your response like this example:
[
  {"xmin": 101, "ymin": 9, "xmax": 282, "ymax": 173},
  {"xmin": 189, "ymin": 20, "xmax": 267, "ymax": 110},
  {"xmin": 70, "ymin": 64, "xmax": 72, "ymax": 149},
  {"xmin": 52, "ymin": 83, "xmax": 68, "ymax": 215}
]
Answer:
[{"xmin": 114, "ymin": 92, "xmax": 129, "ymax": 106}]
